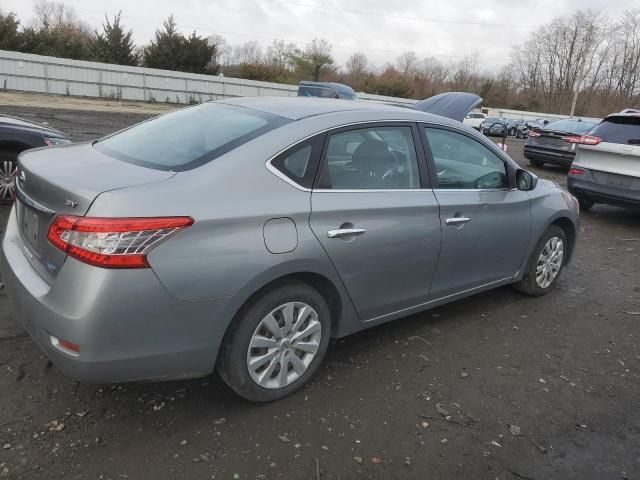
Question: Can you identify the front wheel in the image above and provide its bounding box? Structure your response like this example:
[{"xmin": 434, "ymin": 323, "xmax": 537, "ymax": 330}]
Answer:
[
  {"xmin": 217, "ymin": 280, "xmax": 331, "ymax": 402},
  {"xmin": 513, "ymin": 225, "xmax": 567, "ymax": 296}
]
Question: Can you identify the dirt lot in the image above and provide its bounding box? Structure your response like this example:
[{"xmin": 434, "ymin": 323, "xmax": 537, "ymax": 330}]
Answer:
[{"xmin": 0, "ymin": 102, "xmax": 639, "ymax": 480}]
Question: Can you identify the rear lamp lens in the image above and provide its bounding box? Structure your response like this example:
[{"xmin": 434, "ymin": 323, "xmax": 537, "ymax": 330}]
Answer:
[{"xmin": 47, "ymin": 216, "xmax": 194, "ymax": 268}]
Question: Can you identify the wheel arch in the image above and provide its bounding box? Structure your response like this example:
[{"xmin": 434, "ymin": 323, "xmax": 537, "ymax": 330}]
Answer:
[
  {"xmin": 219, "ymin": 260, "xmax": 359, "ymax": 349},
  {"xmin": 549, "ymin": 216, "xmax": 577, "ymax": 263}
]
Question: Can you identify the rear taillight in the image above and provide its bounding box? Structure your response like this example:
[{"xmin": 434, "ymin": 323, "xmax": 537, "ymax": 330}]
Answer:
[
  {"xmin": 568, "ymin": 168, "xmax": 585, "ymax": 175},
  {"xmin": 47, "ymin": 216, "xmax": 194, "ymax": 268},
  {"xmin": 528, "ymin": 130, "xmax": 541, "ymax": 137},
  {"xmin": 563, "ymin": 135, "xmax": 602, "ymax": 145}
]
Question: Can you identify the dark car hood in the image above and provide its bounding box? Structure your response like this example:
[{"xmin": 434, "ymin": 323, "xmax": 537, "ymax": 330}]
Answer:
[
  {"xmin": 0, "ymin": 115, "xmax": 68, "ymax": 138},
  {"xmin": 413, "ymin": 92, "xmax": 483, "ymax": 122}
]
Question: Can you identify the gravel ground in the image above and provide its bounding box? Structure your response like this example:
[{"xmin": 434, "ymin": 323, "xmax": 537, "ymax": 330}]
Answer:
[{"xmin": 0, "ymin": 103, "xmax": 639, "ymax": 480}]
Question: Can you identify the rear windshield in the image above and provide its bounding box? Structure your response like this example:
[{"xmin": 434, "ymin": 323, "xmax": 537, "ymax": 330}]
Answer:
[
  {"xmin": 484, "ymin": 117, "xmax": 504, "ymax": 123},
  {"xmin": 545, "ymin": 119, "xmax": 597, "ymax": 135},
  {"xmin": 589, "ymin": 116, "xmax": 640, "ymax": 145},
  {"xmin": 95, "ymin": 103, "xmax": 289, "ymax": 171},
  {"xmin": 298, "ymin": 86, "xmax": 338, "ymax": 99}
]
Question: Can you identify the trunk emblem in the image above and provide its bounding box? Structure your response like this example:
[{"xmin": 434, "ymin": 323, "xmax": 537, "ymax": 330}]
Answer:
[
  {"xmin": 65, "ymin": 199, "xmax": 78, "ymax": 208},
  {"xmin": 619, "ymin": 145, "xmax": 633, "ymax": 153}
]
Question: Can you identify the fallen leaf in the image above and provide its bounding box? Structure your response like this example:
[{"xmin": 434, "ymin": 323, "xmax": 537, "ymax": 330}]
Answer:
[
  {"xmin": 278, "ymin": 435, "xmax": 291, "ymax": 443},
  {"xmin": 509, "ymin": 424, "xmax": 522, "ymax": 436},
  {"xmin": 371, "ymin": 457, "xmax": 382, "ymax": 464},
  {"xmin": 353, "ymin": 456, "xmax": 363, "ymax": 465}
]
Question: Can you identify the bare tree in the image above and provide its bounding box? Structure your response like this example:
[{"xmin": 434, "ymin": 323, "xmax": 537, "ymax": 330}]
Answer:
[
  {"xmin": 396, "ymin": 51, "xmax": 418, "ymax": 78},
  {"xmin": 345, "ymin": 52, "xmax": 369, "ymax": 88}
]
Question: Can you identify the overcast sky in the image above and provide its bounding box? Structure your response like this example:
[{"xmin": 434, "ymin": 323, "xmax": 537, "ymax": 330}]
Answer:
[{"xmin": 2, "ymin": 0, "xmax": 638, "ymax": 71}]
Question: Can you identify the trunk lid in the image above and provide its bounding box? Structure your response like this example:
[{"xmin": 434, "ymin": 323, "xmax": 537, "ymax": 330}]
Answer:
[
  {"xmin": 528, "ymin": 129, "xmax": 575, "ymax": 152},
  {"xmin": 15, "ymin": 142, "xmax": 175, "ymax": 282},
  {"xmin": 413, "ymin": 92, "xmax": 483, "ymax": 122}
]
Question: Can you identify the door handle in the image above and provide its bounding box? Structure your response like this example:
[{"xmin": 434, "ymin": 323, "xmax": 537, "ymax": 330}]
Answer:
[
  {"xmin": 327, "ymin": 228, "xmax": 366, "ymax": 239},
  {"xmin": 445, "ymin": 217, "xmax": 471, "ymax": 226}
]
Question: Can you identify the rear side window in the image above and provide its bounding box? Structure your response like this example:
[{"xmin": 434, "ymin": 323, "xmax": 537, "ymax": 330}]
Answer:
[
  {"xmin": 270, "ymin": 135, "xmax": 324, "ymax": 189},
  {"xmin": 319, "ymin": 126, "xmax": 421, "ymax": 190},
  {"xmin": 590, "ymin": 117, "xmax": 640, "ymax": 145},
  {"xmin": 95, "ymin": 103, "xmax": 289, "ymax": 171}
]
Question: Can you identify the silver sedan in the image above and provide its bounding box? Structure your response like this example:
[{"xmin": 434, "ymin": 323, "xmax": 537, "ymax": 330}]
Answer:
[{"xmin": 1, "ymin": 96, "xmax": 579, "ymax": 401}]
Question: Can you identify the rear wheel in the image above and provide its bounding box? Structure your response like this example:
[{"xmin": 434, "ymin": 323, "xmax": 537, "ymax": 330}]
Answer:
[
  {"xmin": 217, "ymin": 280, "xmax": 331, "ymax": 402},
  {"xmin": 513, "ymin": 225, "xmax": 567, "ymax": 296},
  {"xmin": 0, "ymin": 148, "xmax": 20, "ymax": 202},
  {"xmin": 577, "ymin": 196, "xmax": 594, "ymax": 212}
]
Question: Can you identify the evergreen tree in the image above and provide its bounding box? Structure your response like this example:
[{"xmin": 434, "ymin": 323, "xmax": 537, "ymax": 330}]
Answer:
[
  {"xmin": 0, "ymin": 11, "xmax": 20, "ymax": 50},
  {"xmin": 181, "ymin": 31, "xmax": 215, "ymax": 73},
  {"xmin": 143, "ymin": 15, "xmax": 185, "ymax": 71},
  {"xmin": 92, "ymin": 12, "xmax": 138, "ymax": 65}
]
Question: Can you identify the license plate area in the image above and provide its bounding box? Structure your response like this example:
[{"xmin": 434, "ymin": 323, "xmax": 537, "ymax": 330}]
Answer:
[{"xmin": 17, "ymin": 200, "xmax": 41, "ymax": 252}]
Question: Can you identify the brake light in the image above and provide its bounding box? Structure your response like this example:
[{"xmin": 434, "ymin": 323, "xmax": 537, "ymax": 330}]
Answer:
[
  {"xmin": 47, "ymin": 216, "xmax": 194, "ymax": 268},
  {"xmin": 563, "ymin": 135, "xmax": 602, "ymax": 145},
  {"xmin": 568, "ymin": 168, "xmax": 585, "ymax": 175},
  {"xmin": 528, "ymin": 130, "xmax": 541, "ymax": 137}
]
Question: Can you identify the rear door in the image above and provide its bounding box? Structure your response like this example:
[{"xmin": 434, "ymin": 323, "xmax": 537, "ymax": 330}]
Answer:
[
  {"xmin": 420, "ymin": 125, "xmax": 531, "ymax": 297},
  {"xmin": 309, "ymin": 123, "xmax": 441, "ymax": 320}
]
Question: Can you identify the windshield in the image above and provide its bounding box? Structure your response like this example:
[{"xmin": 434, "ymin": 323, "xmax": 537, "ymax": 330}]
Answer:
[
  {"xmin": 545, "ymin": 119, "xmax": 596, "ymax": 134},
  {"xmin": 95, "ymin": 103, "xmax": 289, "ymax": 171}
]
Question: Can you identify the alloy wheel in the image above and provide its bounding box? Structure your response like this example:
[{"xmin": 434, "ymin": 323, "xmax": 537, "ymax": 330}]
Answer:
[
  {"xmin": 536, "ymin": 236, "xmax": 564, "ymax": 288},
  {"xmin": 0, "ymin": 161, "xmax": 16, "ymax": 201},
  {"xmin": 247, "ymin": 302, "xmax": 322, "ymax": 389}
]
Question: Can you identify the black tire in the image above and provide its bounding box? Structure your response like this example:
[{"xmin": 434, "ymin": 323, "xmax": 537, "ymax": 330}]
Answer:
[
  {"xmin": 577, "ymin": 196, "xmax": 594, "ymax": 212},
  {"xmin": 513, "ymin": 225, "xmax": 568, "ymax": 296},
  {"xmin": 217, "ymin": 280, "xmax": 331, "ymax": 402},
  {"xmin": 529, "ymin": 158, "xmax": 544, "ymax": 168}
]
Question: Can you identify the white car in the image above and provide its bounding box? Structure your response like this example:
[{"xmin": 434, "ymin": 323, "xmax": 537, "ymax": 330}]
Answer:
[{"xmin": 463, "ymin": 112, "xmax": 487, "ymax": 130}]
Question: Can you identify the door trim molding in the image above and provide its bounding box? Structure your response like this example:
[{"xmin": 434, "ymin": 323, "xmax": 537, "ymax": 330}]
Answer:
[{"xmin": 363, "ymin": 276, "xmax": 513, "ymax": 323}]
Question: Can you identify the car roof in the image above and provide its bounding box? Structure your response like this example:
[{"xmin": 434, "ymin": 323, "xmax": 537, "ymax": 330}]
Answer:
[{"xmin": 218, "ymin": 96, "xmax": 434, "ymax": 121}]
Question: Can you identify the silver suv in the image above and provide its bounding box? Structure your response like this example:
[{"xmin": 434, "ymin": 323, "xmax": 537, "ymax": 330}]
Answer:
[{"xmin": 568, "ymin": 110, "xmax": 640, "ymax": 211}]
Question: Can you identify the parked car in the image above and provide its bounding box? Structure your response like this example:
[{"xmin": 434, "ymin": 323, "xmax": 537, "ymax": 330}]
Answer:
[
  {"xmin": 505, "ymin": 119, "xmax": 525, "ymax": 136},
  {"xmin": 463, "ymin": 112, "xmax": 487, "ymax": 130},
  {"xmin": 567, "ymin": 109, "xmax": 640, "ymax": 211},
  {"xmin": 480, "ymin": 117, "xmax": 508, "ymax": 136},
  {"xmin": 515, "ymin": 120, "xmax": 548, "ymax": 139},
  {"xmin": 0, "ymin": 115, "xmax": 71, "ymax": 201},
  {"xmin": 524, "ymin": 119, "xmax": 598, "ymax": 168},
  {"xmin": 2, "ymin": 95, "xmax": 579, "ymax": 402},
  {"xmin": 298, "ymin": 81, "xmax": 357, "ymax": 100}
]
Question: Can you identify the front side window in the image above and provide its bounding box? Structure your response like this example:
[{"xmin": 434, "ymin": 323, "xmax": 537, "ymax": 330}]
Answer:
[
  {"xmin": 95, "ymin": 103, "xmax": 289, "ymax": 171},
  {"xmin": 319, "ymin": 126, "xmax": 421, "ymax": 190},
  {"xmin": 423, "ymin": 127, "xmax": 509, "ymax": 190}
]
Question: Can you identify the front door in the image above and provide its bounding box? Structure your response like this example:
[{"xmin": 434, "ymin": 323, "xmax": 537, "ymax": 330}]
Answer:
[
  {"xmin": 309, "ymin": 124, "xmax": 441, "ymax": 320},
  {"xmin": 421, "ymin": 126, "xmax": 532, "ymax": 298}
]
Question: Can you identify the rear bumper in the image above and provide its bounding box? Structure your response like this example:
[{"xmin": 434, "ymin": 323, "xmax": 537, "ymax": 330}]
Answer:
[
  {"xmin": 568, "ymin": 172, "xmax": 640, "ymax": 208},
  {"xmin": 1, "ymin": 206, "xmax": 243, "ymax": 383},
  {"xmin": 524, "ymin": 146, "xmax": 575, "ymax": 166}
]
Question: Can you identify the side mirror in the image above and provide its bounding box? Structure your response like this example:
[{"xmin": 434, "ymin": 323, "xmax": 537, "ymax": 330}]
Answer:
[{"xmin": 516, "ymin": 169, "xmax": 538, "ymax": 191}]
